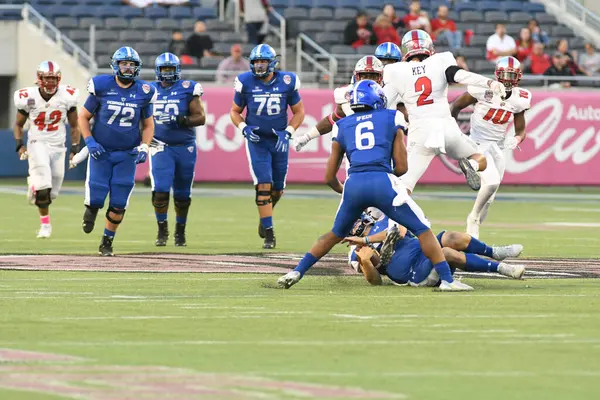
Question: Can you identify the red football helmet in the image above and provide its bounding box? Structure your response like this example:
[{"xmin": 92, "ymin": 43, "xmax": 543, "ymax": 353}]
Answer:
[
  {"xmin": 36, "ymin": 61, "xmax": 61, "ymax": 96},
  {"xmin": 353, "ymin": 56, "xmax": 384, "ymax": 84},
  {"xmin": 495, "ymin": 56, "xmax": 522, "ymax": 90},
  {"xmin": 401, "ymin": 30, "xmax": 435, "ymax": 61}
]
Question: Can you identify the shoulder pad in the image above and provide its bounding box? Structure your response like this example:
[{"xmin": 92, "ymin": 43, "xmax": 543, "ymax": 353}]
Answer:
[
  {"xmin": 515, "ymin": 88, "xmax": 532, "ymax": 110},
  {"xmin": 334, "ymin": 85, "xmax": 351, "ymax": 105},
  {"xmin": 234, "ymin": 75, "xmax": 244, "ymax": 92},
  {"xmin": 13, "ymin": 87, "xmax": 33, "ymax": 110}
]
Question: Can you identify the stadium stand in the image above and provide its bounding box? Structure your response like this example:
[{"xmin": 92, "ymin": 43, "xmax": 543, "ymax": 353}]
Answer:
[{"xmin": 0, "ymin": 0, "xmax": 593, "ymax": 86}]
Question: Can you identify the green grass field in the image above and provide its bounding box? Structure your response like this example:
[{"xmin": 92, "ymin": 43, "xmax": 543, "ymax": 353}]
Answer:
[{"xmin": 0, "ymin": 182, "xmax": 599, "ymax": 399}]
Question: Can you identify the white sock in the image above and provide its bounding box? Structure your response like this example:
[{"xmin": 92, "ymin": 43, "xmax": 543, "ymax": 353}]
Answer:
[{"xmin": 468, "ymin": 159, "xmax": 480, "ymax": 172}]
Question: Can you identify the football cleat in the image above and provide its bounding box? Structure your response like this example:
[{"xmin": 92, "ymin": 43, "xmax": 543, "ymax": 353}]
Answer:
[
  {"xmin": 498, "ymin": 262, "xmax": 526, "ymax": 279},
  {"xmin": 379, "ymin": 224, "xmax": 400, "ymax": 267},
  {"xmin": 438, "ymin": 280, "xmax": 474, "ymax": 291},
  {"xmin": 277, "ymin": 270, "xmax": 301, "ymax": 289},
  {"xmin": 492, "ymin": 244, "xmax": 523, "ymax": 261},
  {"xmin": 174, "ymin": 222, "xmax": 187, "ymax": 247},
  {"xmin": 36, "ymin": 224, "xmax": 52, "ymax": 239},
  {"xmin": 458, "ymin": 158, "xmax": 481, "ymax": 191},
  {"xmin": 155, "ymin": 221, "xmax": 169, "ymax": 247},
  {"xmin": 466, "ymin": 213, "xmax": 480, "ymax": 239},
  {"xmin": 258, "ymin": 222, "xmax": 266, "ymax": 239},
  {"xmin": 98, "ymin": 235, "xmax": 114, "ymax": 257},
  {"xmin": 263, "ymin": 227, "xmax": 276, "ymax": 249},
  {"xmin": 82, "ymin": 207, "xmax": 98, "ymax": 234}
]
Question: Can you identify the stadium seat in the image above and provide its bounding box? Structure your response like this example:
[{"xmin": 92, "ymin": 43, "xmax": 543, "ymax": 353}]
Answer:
[
  {"xmin": 119, "ymin": 30, "xmax": 145, "ymax": 43},
  {"xmin": 269, "ymin": 0, "xmax": 289, "ymax": 8},
  {"xmin": 96, "ymin": 54, "xmax": 112, "ymax": 67},
  {"xmin": 338, "ymin": 0, "xmax": 362, "ymax": 10},
  {"xmin": 475, "ymin": 60, "xmax": 495, "ymax": 74},
  {"xmin": 201, "ymin": 57, "xmax": 223, "ymax": 69},
  {"xmin": 506, "ymin": 24, "xmax": 522, "ymax": 36},
  {"xmin": 104, "ymin": 17, "xmax": 129, "ymax": 30},
  {"xmin": 330, "ymin": 44, "xmax": 356, "ymax": 54},
  {"xmin": 284, "ymin": 7, "xmax": 309, "ymax": 20},
  {"xmin": 335, "ymin": 8, "xmax": 358, "ymax": 20},
  {"xmin": 299, "ymin": 20, "xmax": 325, "ymax": 33},
  {"xmin": 309, "ymin": 8, "xmax": 333, "ymax": 20},
  {"xmin": 169, "ymin": 6, "xmax": 191, "ymax": 19},
  {"xmin": 79, "ymin": 17, "xmax": 104, "ymax": 29},
  {"xmin": 325, "ymin": 20, "xmax": 347, "ymax": 32},
  {"xmin": 54, "ymin": 17, "xmax": 79, "ymax": 30},
  {"xmin": 193, "ymin": 7, "xmax": 217, "ymax": 20},
  {"xmin": 469, "ymin": 36, "xmax": 489, "ymax": 47},
  {"xmin": 460, "ymin": 11, "xmax": 484, "ymax": 23},
  {"xmin": 145, "ymin": 31, "xmax": 168, "ymax": 43},
  {"xmin": 360, "ymin": 45, "xmax": 377, "ymax": 55},
  {"xmin": 509, "ymin": 12, "xmax": 532, "ymax": 24},
  {"xmin": 94, "ymin": 7, "xmax": 121, "ymax": 18},
  {"xmin": 363, "ymin": 0, "xmax": 385, "ymax": 8},
  {"xmin": 212, "ymin": 42, "xmax": 231, "ymax": 55},
  {"xmin": 526, "ymin": 3, "xmax": 546, "ymax": 13},
  {"xmin": 242, "ymin": 43, "xmax": 255, "ymax": 55},
  {"xmin": 59, "ymin": 0, "xmax": 80, "ymax": 5},
  {"xmin": 569, "ymin": 36, "xmax": 586, "ymax": 50},
  {"xmin": 156, "ymin": 18, "xmax": 179, "ymax": 30},
  {"xmin": 502, "ymin": 1, "xmax": 524, "ymax": 13},
  {"xmin": 144, "ymin": 7, "xmax": 168, "ymax": 19},
  {"xmin": 220, "ymin": 32, "xmax": 243, "ymax": 43},
  {"xmin": 205, "ymin": 19, "xmax": 233, "ymax": 31},
  {"xmin": 293, "ymin": 0, "xmax": 314, "ymax": 9},
  {"xmin": 366, "ymin": 8, "xmax": 380, "ymax": 19},
  {"xmin": 135, "ymin": 42, "xmax": 164, "ymax": 55},
  {"xmin": 477, "ymin": 2, "xmax": 502, "ymax": 12},
  {"xmin": 130, "ymin": 18, "xmax": 155, "ymax": 30},
  {"xmin": 42, "ymin": 5, "xmax": 71, "ymax": 18},
  {"xmin": 484, "ymin": 11, "xmax": 508, "ymax": 24},
  {"xmin": 95, "ymin": 30, "xmax": 120, "ymax": 42},
  {"xmin": 315, "ymin": 31, "xmax": 343, "ymax": 46},
  {"xmin": 120, "ymin": 7, "xmax": 144, "ymax": 18},
  {"xmin": 83, "ymin": 42, "xmax": 110, "ymax": 55},
  {"xmin": 455, "ymin": 3, "xmax": 477, "ymax": 12},
  {"xmin": 67, "ymin": 29, "xmax": 89, "ymax": 42},
  {"xmin": 181, "ymin": 18, "xmax": 196, "ymax": 30},
  {"xmin": 551, "ymin": 25, "xmax": 575, "ymax": 38},
  {"xmin": 458, "ymin": 47, "xmax": 485, "ymax": 59},
  {"xmin": 535, "ymin": 13, "xmax": 557, "ymax": 25}
]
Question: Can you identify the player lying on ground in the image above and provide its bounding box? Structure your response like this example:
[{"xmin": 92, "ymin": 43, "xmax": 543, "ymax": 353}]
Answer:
[
  {"xmin": 79, "ymin": 46, "xmax": 156, "ymax": 256},
  {"xmin": 383, "ymin": 30, "xmax": 509, "ymax": 193},
  {"xmin": 342, "ymin": 213, "xmax": 525, "ymax": 286},
  {"xmin": 293, "ymin": 43, "xmax": 402, "ymax": 152},
  {"xmin": 277, "ymin": 80, "xmax": 472, "ymax": 291},
  {"xmin": 451, "ymin": 56, "xmax": 530, "ymax": 239},
  {"xmin": 230, "ymin": 44, "xmax": 305, "ymax": 249},
  {"xmin": 150, "ymin": 52, "xmax": 206, "ymax": 247},
  {"xmin": 13, "ymin": 61, "xmax": 80, "ymax": 239}
]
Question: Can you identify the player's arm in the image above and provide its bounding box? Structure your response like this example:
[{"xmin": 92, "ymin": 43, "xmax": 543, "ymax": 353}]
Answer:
[
  {"xmin": 325, "ymin": 140, "xmax": 344, "ymax": 193},
  {"xmin": 14, "ymin": 111, "xmax": 28, "ymax": 159},
  {"xmin": 355, "ymin": 246, "xmax": 382, "ymax": 286},
  {"xmin": 185, "ymin": 96, "xmax": 206, "ymax": 127},
  {"xmin": 446, "ymin": 66, "xmax": 504, "ymax": 95},
  {"xmin": 450, "ymin": 92, "xmax": 477, "ymax": 119},
  {"xmin": 513, "ymin": 110, "xmax": 527, "ymax": 143},
  {"xmin": 396, "ymin": 103, "xmax": 408, "ymax": 124},
  {"xmin": 67, "ymin": 107, "xmax": 81, "ymax": 159},
  {"xmin": 230, "ymin": 102, "xmax": 246, "ymax": 128},
  {"xmin": 392, "ymin": 128, "xmax": 408, "ymax": 176},
  {"xmin": 230, "ymin": 76, "xmax": 247, "ymax": 129},
  {"xmin": 288, "ymin": 100, "xmax": 305, "ymax": 131}
]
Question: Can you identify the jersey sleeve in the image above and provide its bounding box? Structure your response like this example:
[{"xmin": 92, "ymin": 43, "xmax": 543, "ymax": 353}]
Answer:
[
  {"xmin": 438, "ymin": 51, "xmax": 458, "ymax": 70},
  {"xmin": 87, "ymin": 77, "xmax": 97, "ymax": 95},
  {"xmin": 233, "ymin": 75, "xmax": 245, "ymax": 108},
  {"xmin": 65, "ymin": 87, "xmax": 80, "ymax": 110},
  {"xmin": 83, "ymin": 78, "xmax": 100, "ymax": 114},
  {"xmin": 287, "ymin": 74, "xmax": 301, "ymax": 106},
  {"xmin": 13, "ymin": 88, "xmax": 31, "ymax": 114},
  {"xmin": 393, "ymin": 110, "xmax": 407, "ymax": 132},
  {"xmin": 515, "ymin": 88, "xmax": 532, "ymax": 112},
  {"xmin": 193, "ymin": 82, "xmax": 204, "ymax": 97},
  {"xmin": 467, "ymin": 85, "xmax": 488, "ymax": 101},
  {"xmin": 142, "ymin": 86, "xmax": 157, "ymax": 119}
]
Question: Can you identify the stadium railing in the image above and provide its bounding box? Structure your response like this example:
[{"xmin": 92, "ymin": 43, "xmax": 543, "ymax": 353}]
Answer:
[
  {"xmin": 0, "ymin": 3, "xmax": 97, "ymax": 72},
  {"xmin": 296, "ymin": 33, "xmax": 338, "ymax": 89},
  {"xmin": 559, "ymin": 0, "xmax": 600, "ymax": 34},
  {"xmin": 266, "ymin": 9, "xmax": 287, "ymax": 71}
]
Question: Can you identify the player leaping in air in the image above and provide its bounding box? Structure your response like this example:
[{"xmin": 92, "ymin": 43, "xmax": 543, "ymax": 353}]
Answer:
[
  {"xmin": 230, "ymin": 44, "xmax": 305, "ymax": 249},
  {"xmin": 13, "ymin": 61, "xmax": 80, "ymax": 239},
  {"xmin": 278, "ymin": 80, "xmax": 472, "ymax": 291},
  {"xmin": 451, "ymin": 56, "xmax": 531, "ymax": 239},
  {"xmin": 293, "ymin": 42, "xmax": 402, "ymax": 152},
  {"xmin": 150, "ymin": 52, "xmax": 206, "ymax": 247},
  {"xmin": 79, "ymin": 46, "xmax": 156, "ymax": 256},
  {"xmin": 383, "ymin": 30, "xmax": 508, "ymax": 194}
]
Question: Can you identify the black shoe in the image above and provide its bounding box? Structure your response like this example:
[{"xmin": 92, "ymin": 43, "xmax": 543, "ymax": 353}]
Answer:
[
  {"xmin": 82, "ymin": 207, "xmax": 98, "ymax": 234},
  {"xmin": 155, "ymin": 221, "xmax": 169, "ymax": 247},
  {"xmin": 174, "ymin": 223, "xmax": 187, "ymax": 247},
  {"xmin": 458, "ymin": 158, "xmax": 481, "ymax": 191},
  {"xmin": 258, "ymin": 222, "xmax": 266, "ymax": 239},
  {"xmin": 98, "ymin": 235, "xmax": 114, "ymax": 256},
  {"xmin": 263, "ymin": 228, "xmax": 276, "ymax": 249}
]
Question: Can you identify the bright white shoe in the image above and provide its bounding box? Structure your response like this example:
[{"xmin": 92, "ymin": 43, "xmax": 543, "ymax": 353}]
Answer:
[
  {"xmin": 37, "ymin": 224, "xmax": 52, "ymax": 239},
  {"xmin": 492, "ymin": 244, "xmax": 523, "ymax": 261},
  {"xmin": 466, "ymin": 213, "xmax": 480, "ymax": 239},
  {"xmin": 277, "ymin": 271, "xmax": 301, "ymax": 289},
  {"xmin": 438, "ymin": 280, "xmax": 474, "ymax": 291},
  {"xmin": 26, "ymin": 177, "xmax": 36, "ymax": 205},
  {"xmin": 498, "ymin": 262, "xmax": 525, "ymax": 279}
]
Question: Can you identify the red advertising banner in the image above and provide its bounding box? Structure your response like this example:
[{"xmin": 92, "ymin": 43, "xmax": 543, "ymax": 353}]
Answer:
[{"xmin": 135, "ymin": 87, "xmax": 600, "ymax": 185}]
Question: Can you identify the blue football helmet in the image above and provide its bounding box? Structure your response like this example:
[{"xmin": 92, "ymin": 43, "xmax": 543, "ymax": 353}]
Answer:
[
  {"xmin": 375, "ymin": 42, "xmax": 402, "ymax": 65},
  {"xmin": 155, "ymin": 52, "xmax": 181, "ymax": 83},
  {"xmin": 350, "ymin": 211, "xmax": 376, "ymax": 237},
  {"xmin": 349, "ymin": 80, "xmax": 387, "ymax": 111},
  {"xmin": 111, "ymin": 46, "xmax": 142, "ymax": 80},
  {"xmin": 249, "ymin": 44, "xmax": 278, "ymax": 78}
]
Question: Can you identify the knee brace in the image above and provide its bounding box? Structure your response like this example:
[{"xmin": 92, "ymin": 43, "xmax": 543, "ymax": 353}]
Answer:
[
  {"xmin": 271, "ymin": 190, "xmax": 283, "ymax": 207},
  {"xmin": 35, "ymin": 188, "xmax": 52, "ymax": 208},
  {"xmin": 106, "ymin": 206, "xmax": 125, "ymax": 225},
  {"xmin": 255, "ymin": 186, "xmax": 272, "ymax": 207},
  {"xmin": 152, "ymin": 191, "xmax": 170, "ymax": 210},
  {"xmin": 174, "ymin": 197, "xmax": 191, "ymax": 212}
]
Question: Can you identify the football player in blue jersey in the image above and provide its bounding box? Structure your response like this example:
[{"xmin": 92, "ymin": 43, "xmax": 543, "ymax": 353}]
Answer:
[
  {"xmin": 150, "ymin": 52, "xmax": 206, "ymax": 247},
  {"xmin": 78, "ymin": 46, "xmax": 156, "ymax": 256},
  {"xmin": 230, "ymin": 44, "xmax": 305, "ymax": 249},
  {"xmin": 278, "ymin": 80, "xmax": 472, "ymax": 291}
]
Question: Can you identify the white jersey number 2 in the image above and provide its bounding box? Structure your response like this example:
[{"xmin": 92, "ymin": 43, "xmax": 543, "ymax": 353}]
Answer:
[{"xmin": 355, "ymin": 121, "xmax": 375, "ymax": 150}]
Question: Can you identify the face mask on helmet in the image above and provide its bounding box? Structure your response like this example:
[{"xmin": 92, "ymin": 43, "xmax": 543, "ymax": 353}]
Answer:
[
  {"xmin": 37, "ymin": 73, "xmax": 60, "ymax": 95},
  {"xmin": 158, "ymin": 65, "xmax": 178, "ymax": 82},
  {"xmin": 252, "ymin": 60, "xmax": 270, "ymax": 75},
  {"xmin": 118, "ymin": 61, "xmax": 138, "ymax": 79},
  {"xmin": 350, "ymin": 212, "xmax": 376, "ymax": 237},
  {"xmin": 496, "ymin": 70, "xmax": 521, "ymax": 90}
]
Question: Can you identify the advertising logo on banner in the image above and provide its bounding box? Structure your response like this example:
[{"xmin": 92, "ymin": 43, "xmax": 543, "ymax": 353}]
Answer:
[{"xmin": 135, "ymin": 88, "xmax": 600, "ymax": 185}]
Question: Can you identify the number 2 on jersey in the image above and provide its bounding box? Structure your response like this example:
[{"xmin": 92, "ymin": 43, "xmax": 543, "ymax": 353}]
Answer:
[
  {"xmin": 355, "ymin": 121, "xmax": 375, "ymax": 150},
  {"xmin": 415, "ymin": 76, "xmax": 434, "ymax": 106}
]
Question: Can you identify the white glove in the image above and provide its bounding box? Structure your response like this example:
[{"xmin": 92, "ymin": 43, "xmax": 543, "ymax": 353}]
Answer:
[
  {"xmin": 503, "ymin": 136, "xmax": 521, "ymax": 150},
  {"xmin": 293, "ymin": 133, "xmax": 312, "ymax": 152},
  {"xmin": 19, "ymin": 151, "xmax": 28, "ymax": 161},
  {"xmin": 489, "ymin": 81, "xmax": 506, "ymax": 98}
]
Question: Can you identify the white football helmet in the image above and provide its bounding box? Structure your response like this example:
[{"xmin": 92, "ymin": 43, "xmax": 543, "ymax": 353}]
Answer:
[
  {"xmin": 495, "ymin": 56, "xmax": 522, "ymax": 90},
  {"xmin": 36, "ymin": 61, "xmax": 61, "ymax": 95},
  {"xmin": 353, "ymin": 55, "xmax": 384, "ymax": 84}
]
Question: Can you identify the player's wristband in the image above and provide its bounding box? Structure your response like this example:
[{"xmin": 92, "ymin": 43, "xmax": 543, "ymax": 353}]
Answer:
[
  {"xmin": 139, "ymin": 143, "xmax": 149, "ymax": 153},
  {"xmin": 15, "ymin": 139, "xmax": 24, "ymax": 152},
  {"xmin": 238, "ymin": 122, "xmax": 248, "ymax": 131},
  {"xmin": 70, "ymin": 143, "xmax": 80, "ymax": 155},
  {"xmin": 364, "ymin": 236, "xmax": 370, "ymax": 245},
  {"xmin": 285, "ymin": 126, "xmax": 296, "ymax": 135}
]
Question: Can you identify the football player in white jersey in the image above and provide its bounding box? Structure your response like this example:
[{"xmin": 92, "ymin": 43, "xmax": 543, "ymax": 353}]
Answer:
[
  {"xmin": 13, "ymin": 61, "xmax": 80, "ymax": 238},
  {"xmin": 293, "ymin": 55, "xmax": 388, "ymax": 151},
  {"xmin": 383, "ymin": 30, "xmax": 508, "ymax": 194},
  {"xmin": 451, "ymin": 56, "xmax": 531, "ymax": 238}
]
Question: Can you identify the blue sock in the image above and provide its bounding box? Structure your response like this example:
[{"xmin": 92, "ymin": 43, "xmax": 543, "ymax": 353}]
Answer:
[
  {"xmin": 434, "ymin": 261, "xmax": 454, "ymax": 283},
  {"xmin": 294, "ymin": 253, "xmax": 319, "ymax": 277},
  {"xmin": 464, "ymin": 254, "xmax": 499, "ymax": 272},
  {"xmin": 465, "ymin": 237, "xmax": 494, "ymax": 258},
  {"xmin": 103, "ymin": 228, "xmax": 115, "ymax": 238},
  {"xmin": 176, "ymin": 216, "xmax": 187, "ymax": 225},
  {"xmin": 156, "ymin": 212, "xmax": 167, "ymax": 223},
  {"xmin": 260, "ymin": 216, "xmax": 273, "ymax": 229}
]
